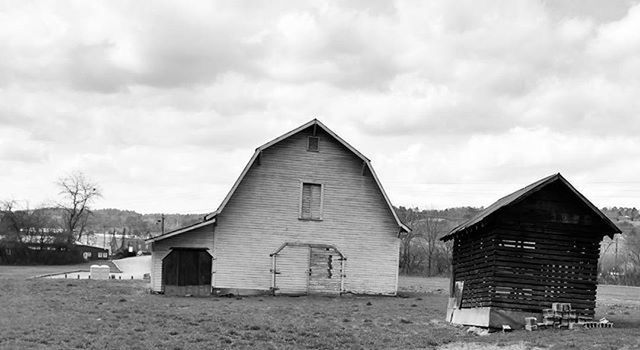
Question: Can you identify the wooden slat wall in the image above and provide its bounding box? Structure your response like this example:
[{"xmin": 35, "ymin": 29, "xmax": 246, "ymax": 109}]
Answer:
[
  {"xmin": 452, "ymin": 182, "xmax": 606, "ymax": 317},
  {"xmin": 452, "ymin": 231, "xmax": 495, "ymax": 308},
  {"xmin": 149, "ymin": 225, "xmax": 214, "ymax": 292},
  {"xmin": 490, "ymin": 225, "xmax": 599, "ymax": 316},
  {"xmin": 213, "ymin": 127, "xmax": 400, "ymax": 295}
]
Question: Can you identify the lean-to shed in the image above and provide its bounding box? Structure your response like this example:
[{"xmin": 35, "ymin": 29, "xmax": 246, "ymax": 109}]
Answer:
[
  {"xmin": 146, "ymin": 119, "xmax": 409, "ymax": 296},
  {"xmin": 441, "ymin": 173, "xmax": 620, "ymax": 328}
]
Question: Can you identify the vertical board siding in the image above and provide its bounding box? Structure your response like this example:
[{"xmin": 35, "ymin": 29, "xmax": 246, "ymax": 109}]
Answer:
[
  {"xmin": 275, "ymin": 245, "xmax": 310, "ymax": 295},
  {"xmin": 214, "ymin": 127, "xmax": 400, "ymax": 295},
  {"xmin": 150, "ymin": 224, "xmax": 214, "ymax": 292}
]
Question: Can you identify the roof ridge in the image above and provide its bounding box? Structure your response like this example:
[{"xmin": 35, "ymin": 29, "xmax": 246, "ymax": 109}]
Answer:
[
  {"xmin": 203, "ymin": 119, "xmax": 409, "ymax": 232},
  {"xmin": 441, "ymin": 173, "xmax": 619, "ymax": 241}
]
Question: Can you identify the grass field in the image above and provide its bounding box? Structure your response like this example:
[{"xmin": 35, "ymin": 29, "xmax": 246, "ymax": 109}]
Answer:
[
  {"xmin": 0, "ymin": 261, "xmax": 121, "ymax": 279},
  {"xmin": 1, "ymin": 269, "xmax": 639, "ymax": 349}
]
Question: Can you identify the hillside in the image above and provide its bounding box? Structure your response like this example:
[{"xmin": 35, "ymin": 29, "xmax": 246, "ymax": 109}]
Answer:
[{"xmin": 86, "ymin": 209, "xmax": 206, "ymax": 237}]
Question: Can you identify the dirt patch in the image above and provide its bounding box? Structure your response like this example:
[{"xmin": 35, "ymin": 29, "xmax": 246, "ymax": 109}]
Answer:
[{"xmin": 439, "ymin": 341, "xmax": 545, "ymax": 350}]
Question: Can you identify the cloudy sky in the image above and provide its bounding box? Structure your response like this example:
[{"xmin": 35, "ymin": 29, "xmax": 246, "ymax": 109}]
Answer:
[{"xmin": 1, "ymin": 0, "xmax": 639, "ymax": 214}]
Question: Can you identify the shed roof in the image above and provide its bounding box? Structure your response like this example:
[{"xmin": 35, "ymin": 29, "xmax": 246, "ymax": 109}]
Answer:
[
  {"xmin": 145, "ymin": 218, "xmax": 216, "ymax": 243},
  {"xmin": 441, "ymin": 173, "xmax": 620, "ymax": 241}
]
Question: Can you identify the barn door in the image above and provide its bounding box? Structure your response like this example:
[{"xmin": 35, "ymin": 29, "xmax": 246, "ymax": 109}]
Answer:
[
  {"xmin": 308, "ymin": 247, "xmax": 342, "ymax": 294},
  {"xmin": 162, "ymin": 248, "xmax": 212, "ymax": 296},
  {"xmin": 275, "ymin": 245, "xmax": 310, "ymax": 295}
]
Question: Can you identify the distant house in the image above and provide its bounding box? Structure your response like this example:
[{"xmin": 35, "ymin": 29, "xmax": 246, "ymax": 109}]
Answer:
[
  {"xmin": 441, "ymin": 173, "xmax": 620, "ymax": 328},
  {"xmin": 76, "ymin": 244, "xmax": 109, "ymax": 260},
  {"xmin": 146, "ymin": 119, "xmax": 409, "ymax": 296}
]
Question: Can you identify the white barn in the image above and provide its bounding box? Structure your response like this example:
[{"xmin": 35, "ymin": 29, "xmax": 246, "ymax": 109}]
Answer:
[{"xmin": 146, "ymin": 119, "xmax": 409, "ymax": 296}]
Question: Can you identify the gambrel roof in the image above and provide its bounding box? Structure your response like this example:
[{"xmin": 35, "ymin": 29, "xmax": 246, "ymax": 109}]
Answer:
[
  {"xmin": 148, "ymin": 119, "xmax": 409, "ymax": 243},
  {"xmin": 204, "ymin": 119, "xmax": 409, "ymax": 232},
  {"xmin": 441, "ymin": 173, "xmax": 620, "ymax": 241}
]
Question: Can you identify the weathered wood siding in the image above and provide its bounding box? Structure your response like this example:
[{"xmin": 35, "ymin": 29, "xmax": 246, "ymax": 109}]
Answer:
[
  {"xmin": 491, "ymin": 182, "xmax": 604, "ymax": 316},
  {"xmin": 453, "ymin": 182, "xmax": 607, "ymax": 317},
  {"xmin": 452, "ymin": 231, "xmax": 495, "ymax": 309},
  {"xmin": 275, "ymin": 245, "xmax": 310, "ymax": 295},
  {"xmin": 308, "ymin": 246, "xmax": 342, "ymax": 294},
  {"xmin": 213, "ymin": 127, "xmax": 400, "ymax": 295},
  {"xmin": 150, "ymin": 224, "xmax": 214, "ymax": 292}
]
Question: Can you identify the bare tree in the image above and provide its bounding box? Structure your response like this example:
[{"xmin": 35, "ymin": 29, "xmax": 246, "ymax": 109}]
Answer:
[
  {"xmin": 420, "ymin": 217, "xmax": 445, "ymax": 276},
  {"xmin": 0, "ymin": 200, "xmax": 55, "ymax": 244},
  {"xmin": 396, "ymin": 206, "xmax": 456, "ymax": 276},
  {"xmin": 626, "ymin": 228, "xmax": 640, "ymax": 272},
  {"xmin": 0, "ymin": 200, "xmax": 24, "ymax": 242},
  {"xmin": 57, "ymin": 172, "xmax": 101, "ymax": 244},
  {"xmin": 397, "ymin": 207, "xmax": 421, "ymax": 274}
]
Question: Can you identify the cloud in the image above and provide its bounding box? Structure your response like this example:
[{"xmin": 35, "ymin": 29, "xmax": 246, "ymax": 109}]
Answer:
[{"xmin": 1, "ymin": 0, "xmax": 640, "ymax": 212}]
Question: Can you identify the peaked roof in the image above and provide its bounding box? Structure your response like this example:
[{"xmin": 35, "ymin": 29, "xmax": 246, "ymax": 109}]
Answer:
[
  {"xmin": 204, "ymin": 118, "xmax": 409, "ymax": 232},
  {"xmin": 441, "ymin": 173, "xmax": 620, "ymax": 241}
]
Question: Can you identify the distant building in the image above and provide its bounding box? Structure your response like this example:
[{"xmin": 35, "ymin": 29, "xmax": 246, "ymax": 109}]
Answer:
[
  {"xmin": 147, "ymin": 119, "xmax": 409, "ymax": 296},
  {"xmin": 441, "ymin": 173, "xmax": 620, "ymax": 329},
  {"xmin": 76, "ymin": 244, "xmax": 109, "ymax": 260}
]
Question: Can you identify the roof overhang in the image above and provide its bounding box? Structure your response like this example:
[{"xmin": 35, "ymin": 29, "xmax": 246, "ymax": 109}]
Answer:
[
  {"xmin": 145, "ymin": 218, "xmax": 216, "ymax": 243},
  {"xmin": 441, "ymin": 173, "xmax": 620, "ymax": 241}
]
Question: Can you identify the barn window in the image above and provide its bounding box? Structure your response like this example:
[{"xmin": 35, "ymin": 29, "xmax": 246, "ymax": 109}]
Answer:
[
  {"xmin": 300, "ymin": 182, "xmax": 322, "ymax": 220},
  {"xmin": 307, "ymin": 136, "xmax": 319, "ymax": 152}
]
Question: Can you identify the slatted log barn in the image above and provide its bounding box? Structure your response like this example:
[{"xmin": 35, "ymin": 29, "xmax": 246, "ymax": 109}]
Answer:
[
  {"xmin": 146, "ymin": 119, "xmax": 409, "ymax": 296},
  {"xmin": 441, "ymin": 173, "xmax": 620, "ymax": 328}
]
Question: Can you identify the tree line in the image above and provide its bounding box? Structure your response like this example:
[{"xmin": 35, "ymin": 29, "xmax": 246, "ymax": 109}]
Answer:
[
  {"xmin": 0, "ymin": 172, "xmax": 204, "ymax": 264},
  {"xmin": 395, "ymin": 206, "xmax": 482, "ymax": 276},
  {"xmin": 2, "ymin": 172, "xmax": 638, "ymax": 282},
  {"xmin": 395, "ymin": 205, "xmax": 640, "ymax": 286}
]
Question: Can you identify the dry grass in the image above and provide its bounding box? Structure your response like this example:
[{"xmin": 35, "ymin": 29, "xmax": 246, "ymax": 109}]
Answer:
[
  {"xmin": 0, "ymin": 261, "xmax": 121, "ymax": 279},
  {"xmin": 0, "ymin": 270, "xmax": 639, "ymax": 349}
]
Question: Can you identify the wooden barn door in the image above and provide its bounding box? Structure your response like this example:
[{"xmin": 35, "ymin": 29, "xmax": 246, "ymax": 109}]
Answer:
[
  {"xmin": 275, "ymin": 245, "xmax": 310, "ymax": 295},
  {"xmin": 162, "ymin": 248, "xmax": 212, "ymax": 296},
  {"xmin": 308, "ymin": 247, "xmax": 341, "ymax": 294}
]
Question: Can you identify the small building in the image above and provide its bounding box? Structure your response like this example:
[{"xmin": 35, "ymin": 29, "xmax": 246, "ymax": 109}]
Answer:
[
  {"xmin": 441, "ymin": 173, "xmax": 620, "ymax": 328},
  {"xmin": 76, "ymin": 244, "xmax": 109, "ymax": 261},
  {"xmin": 146, "ymin": 119, "xmax": 409, "ymax": 296}
]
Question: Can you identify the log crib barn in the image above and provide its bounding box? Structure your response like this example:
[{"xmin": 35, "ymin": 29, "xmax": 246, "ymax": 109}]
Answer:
[{"xmin": 441, "ymin": 173, "xmax": 620, "ymax": 329}]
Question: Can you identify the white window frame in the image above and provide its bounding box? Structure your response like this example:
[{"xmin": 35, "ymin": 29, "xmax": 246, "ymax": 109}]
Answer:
[{"xmin": 299, "ymin": 181, "xmax": 324, "ymax": 221}]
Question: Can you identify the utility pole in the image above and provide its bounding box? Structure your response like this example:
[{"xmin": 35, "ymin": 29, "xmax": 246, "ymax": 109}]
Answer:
[{"xmin": 615, "ymin": 234, "xmax": 619, "ymax": 267}]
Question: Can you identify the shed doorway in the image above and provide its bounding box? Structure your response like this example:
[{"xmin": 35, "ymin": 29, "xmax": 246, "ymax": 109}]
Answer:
[{"xmin": 162, "ymin": 248, "xmax": 212, "ymax": 296}]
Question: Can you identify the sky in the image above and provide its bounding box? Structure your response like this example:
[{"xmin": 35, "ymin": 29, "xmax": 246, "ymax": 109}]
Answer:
[{"xmin": 1, "ymin": 0, "xmax": 639, "ymax": 214}]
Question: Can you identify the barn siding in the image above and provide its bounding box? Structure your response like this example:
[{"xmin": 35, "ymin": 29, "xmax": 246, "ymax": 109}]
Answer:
[
  {"xmin": 451, "ymin": 181, "xmax": 609, "ymax": 318},
  {"xmin": 213, "ymin": 127, "xmax": 400, "ymax": 295},
  {"xmin": 488, "ymin": 183, "xmax": 604, "ymax": 316},
  {"xmin": 150, "ymin": 224, "xmax": 215, "ymax": 292}
]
